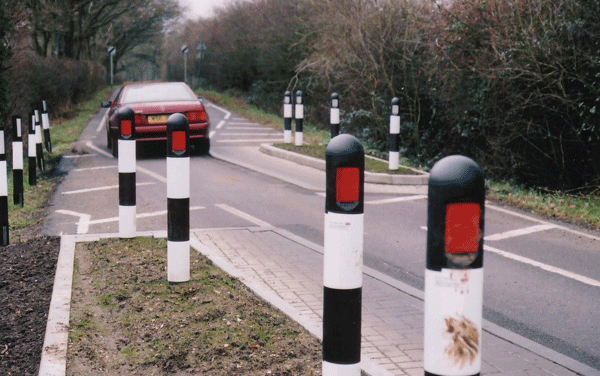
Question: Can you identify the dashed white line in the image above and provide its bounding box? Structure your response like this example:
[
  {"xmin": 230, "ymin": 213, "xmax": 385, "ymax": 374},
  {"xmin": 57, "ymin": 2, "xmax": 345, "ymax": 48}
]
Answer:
[
  {"xmin": 74, "ymin": 166, "xmax": 116, "ymax": 172},
  {"xmin": 366, "ymin": 195, "xmax": 428, "ymax": 205},
  {"xmin": 62, "ymin": 182, "xmax": 155, "ymax": 195},
  {"xmin": 208, "ymin": 103, "xmax": 231, "ymax": 119},
  {"xmin": 215, "ymin": 138, "xmax": 284, "ymax": 143}
]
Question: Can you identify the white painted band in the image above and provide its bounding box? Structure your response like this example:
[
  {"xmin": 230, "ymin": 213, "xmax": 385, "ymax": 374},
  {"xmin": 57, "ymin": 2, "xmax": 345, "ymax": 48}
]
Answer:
[
  {"xmin": 323, "ymin": 212, "xmax": 364, "ymax": 289},
  {"xmin": 42, "ymin": 113, "xmax": 50, "ymax": 130},
  {"xmin": 35, "ymin": 124, "xmax": 42, "ymax": 143},
  {"xmin": 16, "ymin": 118, "xmax": 21, "ymax": 137},
  {"xmin": 167, "ymin": 157, "xmax": 190, "ymax": 199},
  {"xmin": 388, "ymin": 151, "xmax": 399, "ymax": 170},
  {"xmin": 168, "ymin": 240, "xmax": 190, "ymax": 282},
  {"xmin": 118, "ymin": 140, "xmax": 136, "ymax": 173},
  {"xmin": 330, "ymin": 108, "xmax": 340, "ymax": 124},
  {"xmin": 322, "ymin": 360, "xmax": 361, "ymax": 376},
  {"xmin": 0, "ymin": 161, "xmax": 7, "ymax": 196},
  {"xmin": 0, "ymin": 131, "xmax": 4, "ymax": 154},
  {"xmin": 295, "ymin": 104, "xmax": 304, "ymax": 119},
  {"xmin": 284, "ymin": 103, "xmax": 292, "ymax": 118},
  {"xmin": 12, "ymin": 141, "xmax": 23, "ymax": 169},
  {"xmin": 424, "ymin": 268, "xmax": 483, "ymax": 375},
  {"xmin": 283, "ymin": 130, "xmax": 292, "ymax": 143},
  {"xmin": 390, "ymin": 115, "xmax": 400, "ymax": 134},
  {"xmin": 119, "ymin": 205, "xmax": 136, "ymax": 238},
  {"xmin": 294, "ymin": 132, "xmax": 303, "ymax": 146},
  {"xmin": 28, "ymin": 134, "xmax": 36, "ymax": 156}
]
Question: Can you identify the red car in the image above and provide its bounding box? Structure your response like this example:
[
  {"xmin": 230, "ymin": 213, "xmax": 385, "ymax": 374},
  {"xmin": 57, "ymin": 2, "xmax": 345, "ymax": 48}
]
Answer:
[{"xmin": 102, "ymin": 82, "xmax": 210, "ymax": 156}]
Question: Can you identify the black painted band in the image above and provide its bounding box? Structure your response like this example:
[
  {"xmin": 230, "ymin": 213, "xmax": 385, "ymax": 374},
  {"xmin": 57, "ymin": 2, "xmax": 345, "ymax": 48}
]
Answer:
[{"xmin": 323, "ymin": 286, "xmax": 362, "ymax": 364}]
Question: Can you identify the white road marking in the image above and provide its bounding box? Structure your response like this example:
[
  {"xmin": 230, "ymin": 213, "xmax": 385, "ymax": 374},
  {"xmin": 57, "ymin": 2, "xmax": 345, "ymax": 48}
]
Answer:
[
  {"xmin": 215, "ymin": 138, "xmax": 284, "ymax": 143},
  {"xmin": 137, "ymin": 165, "xmax": 166, "ymax": 183},
  {"xmin": 55, "ymin": 210, "xmax": 91, "ymax": 234},
  {"xmin": 219, "ymin": 132, "xmax": 282, "ymax": 137},
  {"xmin": 209, "ymin": 131, "xmax": 216, "ymax": 138},
  {"xmin": 63, "ymin": 154, "xmax": 95, "ymax": 159},
  {"xmin": 208, "ymin": 103, "xmax": 231, "ymax": 119},
  {"xmin": 485, "ymin": 245, "xmax": 600, "ymax": 288},
  {"xmin": 216, "ymin": 120, "xmax": 226, "ymax": 129},
  {"xmin": 74, "ymin": 165, "xmax": 116, "ymax": 172},
  {"xmin": 487, "ymin": 203, "xmax": 600, "ymax": 242},
  {"xmin": 223, "ymin": 127, "xmax": 276, "ymax": 130},
  {"xmin": 419, "ymin": 226, "xmax": 600, "ymax": 287},
  {"xmin": 366, "ymin": 195, "xmax": 428, "ymax": 205},
  {"xmin": 62, "ymin": 182, "xmax": 155, "ymax": 195},
  {"xmin": 215, "ymin": 204, "xmax": 273, "ymax": 228},
  {"xmin": 227, "ymin": 122, "xmax": 261, "ymax": 125},
  {"xmin": 85, "ymin": 141, "xmax": 113, "ymax": 158},
  {"xmin": 485, "ymin": 224, "xmax": 557, "ymax": 241}
]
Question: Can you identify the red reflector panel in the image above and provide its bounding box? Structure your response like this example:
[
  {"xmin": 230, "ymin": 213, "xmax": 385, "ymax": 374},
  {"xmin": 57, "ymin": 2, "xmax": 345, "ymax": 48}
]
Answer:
[
  {"xmin": 445, "ymin": 203, "xmax": 480, "ymax": 253},
  {"xmin": 336, "ymin": 167, "xmax": 360, "ymax": 203},
  {"xmin": 121, "ymin": 120, "xmax": 132, "ymax": 136},
  {"xmin": 172, "ymin": 131, "xmax": 186, "ymax": 151}
]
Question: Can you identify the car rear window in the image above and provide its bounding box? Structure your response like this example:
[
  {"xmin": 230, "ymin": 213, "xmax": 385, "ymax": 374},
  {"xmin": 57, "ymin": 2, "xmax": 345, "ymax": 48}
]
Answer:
[{"xmin": 121, "ymin": 84, "xmax": 196, "ymax": 103}]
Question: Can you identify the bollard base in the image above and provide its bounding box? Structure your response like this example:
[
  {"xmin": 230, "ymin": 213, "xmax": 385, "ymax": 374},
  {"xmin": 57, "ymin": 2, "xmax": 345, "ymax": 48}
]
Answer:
[
  {"xmin": 167, "ymin": 240, "xmax": 190, "ymax": 283},
  {"xmin": 322, "ymin": 361, "xmax": 360, "ymax": 376},
  {"xmin": 118, "ymin": 205, "xmax": 136, "ymax": 239}
]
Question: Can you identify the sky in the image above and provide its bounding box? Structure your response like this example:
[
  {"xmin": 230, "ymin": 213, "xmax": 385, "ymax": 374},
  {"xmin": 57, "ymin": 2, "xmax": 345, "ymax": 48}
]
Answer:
[{"xmin": 178, "ymin": 0, "xmax": 240, "ymax": 20}]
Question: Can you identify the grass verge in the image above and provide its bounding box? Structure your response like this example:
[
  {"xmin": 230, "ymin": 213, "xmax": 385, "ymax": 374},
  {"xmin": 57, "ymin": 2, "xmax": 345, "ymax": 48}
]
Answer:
[
  {"xmin": 68, "ymin": 237, "xmax": 322, "ymax": 375},
  {"xmin": 7, "ymin": 86, "xmax": 115, "ymax": 240}
]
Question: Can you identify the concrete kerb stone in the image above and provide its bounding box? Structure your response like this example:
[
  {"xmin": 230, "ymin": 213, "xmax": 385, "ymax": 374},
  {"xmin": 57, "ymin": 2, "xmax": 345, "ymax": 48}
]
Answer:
[{"xmin": 259, "ymin": 143, "xmax": 429, "ymax": 185}]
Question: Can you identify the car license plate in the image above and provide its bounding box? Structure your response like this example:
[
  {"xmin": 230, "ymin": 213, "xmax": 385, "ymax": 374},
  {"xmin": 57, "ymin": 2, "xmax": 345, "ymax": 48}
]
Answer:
[{"xmin": 147, "ymin": 115, "xmax": 169, "ymax": 124}]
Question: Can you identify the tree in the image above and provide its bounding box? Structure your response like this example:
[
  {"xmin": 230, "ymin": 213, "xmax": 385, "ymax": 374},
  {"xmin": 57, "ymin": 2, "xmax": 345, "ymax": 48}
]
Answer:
[{"xmin": 0, "ymin": 0, "xmax": 13, "ymax": 122}]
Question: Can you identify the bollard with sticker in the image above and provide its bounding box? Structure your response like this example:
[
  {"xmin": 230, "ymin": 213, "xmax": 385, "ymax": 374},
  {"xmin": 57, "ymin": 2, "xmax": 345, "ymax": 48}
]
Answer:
[
  {"xmin": 424, "ymin": 155, "xmax": 485, "ymax": 376},
  {"xmin": 323, "ymin": 134, "xmax": 364, "ymax": 376},
  {"xmin": 166, "ymin": 113, "xmax": 191, "ymax": 283},
  {"xmin": 118, "ymin": 107, "xmax": 136, "ymax": 239},
  {"xmin": 389, "ymin": 97, "xmax": 400, "ymax": 170},
  {"xmin": 294, "ymin": 90, "xmax": 304, "ymax": 146},
  {"xmin": 34, "ymin": 109, "xmax": 44, "ymax": 171},
  {"xmin": 12, "ymin": 115, "xmax": 24, "ymax": 206},
  {"xmin": 28, "ymin": 113, "xmax": 36, "ymax": 186},
  {"xmin": 283, "ymin": 91, "xmax": 293, "ymax": 144},
  {"xmin": 330, "ymin": 92, "xmax": 340, "ymax": 138},
  {"xmin": 41, "ymin": 100, "xmax": 52, "ymax": 153},
  {"xmin": 0, "ymin": 126, "xmax": 8, "ymax": 245}
]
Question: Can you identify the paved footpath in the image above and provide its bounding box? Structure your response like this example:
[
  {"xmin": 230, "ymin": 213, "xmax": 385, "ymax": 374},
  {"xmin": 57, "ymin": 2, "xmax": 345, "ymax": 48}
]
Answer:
[{"xmin": 189, "ymin": 223, "xmax": 596, "ymax": 376}]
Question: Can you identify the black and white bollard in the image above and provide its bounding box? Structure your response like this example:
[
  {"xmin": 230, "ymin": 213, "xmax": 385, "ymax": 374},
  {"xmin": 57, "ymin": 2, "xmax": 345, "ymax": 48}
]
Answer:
[
  {"xmin": 166, "ymin": 113, "xmax": 190, "ymax": 283},
  {"xmin": 34, "ymin": 109, "xmax": 44, "ymax": 171},
  {"xmin": 323, "ymin": 134, "xmax": 364, "ymax": 376},
  {"xmin": 424, "ymin": 155, "xmax": 485, "ymax": 376},
  {"xmin": 389, "ymin": 97, "xmax": 401, "ymax": 171},
  {"xmin": 283, "ymin": 91, "xmax": 293, "ymax": 144},
  {"xmin": 0, "ymin": 127, "xmax": 8, "ymax": 245},
  {"xmin": 12, "ymin": 115, "xmax": 23, "ymax": 207},
  {"xmin": 28, "ymin": 113, "xmax": 36, "ymax": 186},
  {"xmin": 294, "ymin": 90, "xmax": 304, "ymax": 146},
  {"xmin": 118, "ymin": 107, "xmax": 136, "ymax": 239},
  {"xmin": 41, "ymin": 100, "xmax": 52, "ymax": 153},
  {"xmin": 330, "ymin": 92, "xmax": 340, "ymax": 139}
]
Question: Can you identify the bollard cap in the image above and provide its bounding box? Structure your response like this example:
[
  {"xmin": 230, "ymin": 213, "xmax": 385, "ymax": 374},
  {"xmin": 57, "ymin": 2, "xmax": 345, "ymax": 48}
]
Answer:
[
  {"xmin": 295, "ymin": 90, "xmax": 303, "ymax": 104},
  {"xmin": 118, "ymin": 107, "xmax": 135, "ymax": 140},
  {"xmin": 391, "ymin": 97, "xmax": 400, "ymax": 116},
  {"xmin": 167, "ymin": 113, "xmax": 190, "ymax": 157},
  {"xmin": 326, "ymin": 134, "xmax": 364, "ymax": 214},
  {"xmin": 331, "ymin": 92, "xmax": 339, "ymax": 108},
  {"xmin": 427, "ymin": 155, "xmax": 484, "ymax": 270}
]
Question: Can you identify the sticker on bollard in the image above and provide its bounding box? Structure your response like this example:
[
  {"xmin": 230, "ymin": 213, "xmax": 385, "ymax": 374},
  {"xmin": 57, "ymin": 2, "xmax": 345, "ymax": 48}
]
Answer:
[
  {"xmin": 167, "ymin": 113, "xmax": 191, "ymax": 283},
  {"xmin": 424, "ymin": 155, "xmax": 485, "ymax": 376},
  {"xmin": 323, "ymin": 134, "xmax": 364, "ymax": 376},
  {"xmin": 118, "ymin": 107, "xmax": 136, "ymax": 239}
]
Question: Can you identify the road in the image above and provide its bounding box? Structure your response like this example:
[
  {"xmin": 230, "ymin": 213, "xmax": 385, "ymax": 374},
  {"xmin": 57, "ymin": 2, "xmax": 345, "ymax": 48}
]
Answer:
[{"xmin": 44, "ymin": 101, "xmax": 600, "ymax": 370}]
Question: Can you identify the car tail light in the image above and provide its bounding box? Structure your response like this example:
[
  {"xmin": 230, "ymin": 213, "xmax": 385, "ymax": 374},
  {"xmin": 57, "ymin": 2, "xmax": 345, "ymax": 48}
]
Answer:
[
  {"xmin": 184, "ymin": 110, "xmax": 208, "ymax": 123},
  {"xmin": 135, "ymin": 114, "xmax": 147, "ymax": 126}
]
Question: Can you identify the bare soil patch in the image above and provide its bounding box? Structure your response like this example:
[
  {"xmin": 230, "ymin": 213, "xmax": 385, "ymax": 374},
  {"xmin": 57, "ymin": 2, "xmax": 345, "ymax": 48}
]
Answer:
[{"xmin": 67, "ymin": 237, "xmax": 322, "ymax": 375}]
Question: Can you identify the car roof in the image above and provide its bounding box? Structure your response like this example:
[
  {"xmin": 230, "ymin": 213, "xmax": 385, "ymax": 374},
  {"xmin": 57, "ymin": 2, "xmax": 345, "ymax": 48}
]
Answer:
[{"xmin": 120, "ymin": 82, "xmax": 197, "ymax": 104}]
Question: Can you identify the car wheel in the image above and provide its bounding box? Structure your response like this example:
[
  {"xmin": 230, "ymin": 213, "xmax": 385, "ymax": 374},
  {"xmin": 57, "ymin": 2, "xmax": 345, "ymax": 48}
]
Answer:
[{"xmin": 195, "ymin": 138, "xmax": 210, "ymax": 156}]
